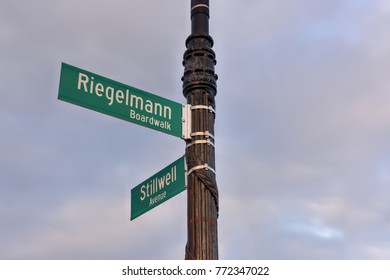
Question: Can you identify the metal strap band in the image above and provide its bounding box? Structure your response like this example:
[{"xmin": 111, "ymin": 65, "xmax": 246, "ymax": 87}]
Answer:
[
  {"xmin": 186, "ymin": 139, "xmax": 215, "ymax": 149},
  {"xmin": 191, "ymin": 131, "xmax": 215, "ymax": 139},
  {"xmin": 187, "ymin": 164, "xmax": 216, "ymax": 176},
  {"xmin": 191, "ymin": 105, "xmax": 215, "ymax": 114},
  {"xmin": 191, "ymin": 4, "xmax": 209, "ymax": 11}
]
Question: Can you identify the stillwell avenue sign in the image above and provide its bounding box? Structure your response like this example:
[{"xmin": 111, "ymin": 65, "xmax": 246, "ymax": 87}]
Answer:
[
  {"xmin": 130, "ymin": 156, "xmax": 186, "ymax": 220},
  {"xmin": 58, "ymin": 63, "xmax": 190, "ymax": 139}
]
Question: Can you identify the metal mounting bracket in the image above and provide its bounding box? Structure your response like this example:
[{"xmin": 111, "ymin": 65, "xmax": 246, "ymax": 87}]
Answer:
[{"xmin": 182, "ymin": 104, "xmax": 192, "ymax": 140}]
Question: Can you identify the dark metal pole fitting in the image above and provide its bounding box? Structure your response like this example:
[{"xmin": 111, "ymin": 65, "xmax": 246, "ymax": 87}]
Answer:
[
  {"xmin": 191, "ymin": 0, "xmax": 210, "ymax": 35},
  {"xmin": 181, "ymin": 34, "xmax": 218, "ymax": 100}
]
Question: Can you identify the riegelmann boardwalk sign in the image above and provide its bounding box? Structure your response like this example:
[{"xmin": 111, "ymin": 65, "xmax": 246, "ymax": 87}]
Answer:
[{"xmin": 58, "ymin": 63, "xmax": 184, "ymax": 138}]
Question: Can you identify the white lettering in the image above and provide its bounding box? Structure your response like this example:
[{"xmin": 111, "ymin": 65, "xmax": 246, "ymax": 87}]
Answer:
[
  {"xmin": 130, "ymin": 95, "xmax": 143, "ymax": 110},
  {"xmin": 164, "ymin": 106, "xmax": 172, "ymax": 120},
  {"xmin": 125, "ymin": 89, "xmax": 130, "ymax": 106},
  {"xmin": 146, "ymin": 183, "xmax": 150, "ymax": 197},
  {"xmin": 89, "ymin": 77, "xmax": 95, "ymax": 93},
  {"xmin": 145, "ymin": 100, "xmax": 153, "ymax": 114},
  {"xmin": 77, "ymin": 73, "xmax": 89, "ymax": 92},
  {"xmin": 105, "ymin": 87, "xmax": 115, "ymax": 106},
  {"xmin": 155, "ymin": 103, "xmax": 162, "ymax": 117},
  {"xmin": 130, "ymin": 110, "xmax": 135, "ymax": 119},
  {"xmin": 116, "ymin": 90, "xmax": 124, "ymax": 104},
  {"xmin": 95, "ymin": 83, "xmax": 104, "ymax": 97},
  {"xmin": 140, "ymin": 186, "xmax": 146, "ymax": 201},
  {"xmin": 166, "ymin": 173, "xmax": 171, "ymax": 185},
  {"xmin": 149, "ymin": 191, "xmax": 167, "ymax": 206},
  {"xmin": 158, "ymin": 177, "xmax": 165, "ymax": 190}
]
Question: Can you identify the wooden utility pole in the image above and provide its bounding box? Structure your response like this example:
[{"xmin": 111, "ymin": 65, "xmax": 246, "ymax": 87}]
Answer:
[{"xmin": 182, "ymin": 0, "xmax": 219, "ymax": 260}]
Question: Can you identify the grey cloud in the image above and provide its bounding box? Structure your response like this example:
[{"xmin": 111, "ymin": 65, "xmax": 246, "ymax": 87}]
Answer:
[{"xmin": 1, "ymin": 0, "xmax": 390, "ymax": 260}]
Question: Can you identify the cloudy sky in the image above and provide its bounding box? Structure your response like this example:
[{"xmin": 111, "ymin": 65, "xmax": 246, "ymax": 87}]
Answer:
[{"xmin": 1, "ymin": 0, "xmax": 390, "ymax": 260}]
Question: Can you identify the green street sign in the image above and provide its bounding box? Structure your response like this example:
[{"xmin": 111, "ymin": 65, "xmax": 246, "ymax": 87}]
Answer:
[
  {"xmin": 131, "ymin": 156, "xmax": 186, "ymax": 221},
  {"xmin": 58, "ymin": 63, "xmax": 189, "ymax": 138}
]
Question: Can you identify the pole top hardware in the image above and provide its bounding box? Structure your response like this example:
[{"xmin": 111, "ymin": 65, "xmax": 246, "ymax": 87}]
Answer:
[
  {"xmin": 191, "ymin": 0, "xmax": 210, "ymax": 34},
  {"xmin": 192, "ymin": 3, "xmax": 209, "ymax": 9},
  {"xmin": 191, "ymin": 1, "xmax": 209, "ymax": 18}
]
